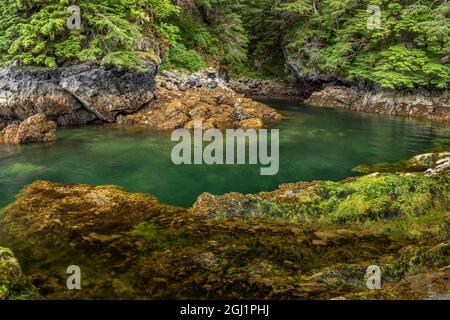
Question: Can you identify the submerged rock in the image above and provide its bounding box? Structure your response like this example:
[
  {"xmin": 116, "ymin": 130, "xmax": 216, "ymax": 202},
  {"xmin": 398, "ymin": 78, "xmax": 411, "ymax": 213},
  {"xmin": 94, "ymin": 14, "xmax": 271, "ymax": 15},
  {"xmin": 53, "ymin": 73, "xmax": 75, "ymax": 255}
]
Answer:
[
  {"xmin": 117, "ymin": 87, "xmax": 282, "ymax": 130},
  {"xmin": 306, "ymin": 86, "xmax": 450, "ymax": 122},
  {"xmin": 0, "ymin": 247, "xmax": 38, "ymax": 300},
  {"xmin": 0, "ymin": 157, "xmax": 448, "ymax": 300},
  {"xmin": 0, "ymin": 113, "xmax": 56, "ymax": 144},
  {"xmin": 228, "ymin": 77, "xmax": 305, "ymax": 99}
]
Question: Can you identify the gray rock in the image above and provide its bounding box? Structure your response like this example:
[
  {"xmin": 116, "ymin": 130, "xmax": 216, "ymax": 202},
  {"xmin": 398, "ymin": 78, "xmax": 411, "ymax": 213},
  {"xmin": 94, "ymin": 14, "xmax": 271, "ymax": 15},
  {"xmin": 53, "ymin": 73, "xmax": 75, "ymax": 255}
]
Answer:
[{"xmin": 0, "ymin": 62, "xmax": 158, "ymax": 125}]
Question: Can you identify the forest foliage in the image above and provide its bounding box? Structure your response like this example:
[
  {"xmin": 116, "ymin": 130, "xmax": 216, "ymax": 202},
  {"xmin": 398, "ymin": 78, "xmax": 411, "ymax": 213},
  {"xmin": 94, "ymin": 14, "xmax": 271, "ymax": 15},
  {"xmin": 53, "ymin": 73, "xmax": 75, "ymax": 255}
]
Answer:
[{"xmin": 0, "ymin": 0, "xmax": 448, "ymax": 89}]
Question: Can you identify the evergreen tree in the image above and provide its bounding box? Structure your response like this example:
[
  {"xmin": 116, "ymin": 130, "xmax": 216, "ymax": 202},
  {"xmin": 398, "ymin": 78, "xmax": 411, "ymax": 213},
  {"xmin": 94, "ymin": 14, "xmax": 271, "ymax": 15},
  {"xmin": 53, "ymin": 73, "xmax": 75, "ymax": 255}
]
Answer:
[{"xmin": 0, "ymin": 0, "xmax": 178, "ymax": 69}]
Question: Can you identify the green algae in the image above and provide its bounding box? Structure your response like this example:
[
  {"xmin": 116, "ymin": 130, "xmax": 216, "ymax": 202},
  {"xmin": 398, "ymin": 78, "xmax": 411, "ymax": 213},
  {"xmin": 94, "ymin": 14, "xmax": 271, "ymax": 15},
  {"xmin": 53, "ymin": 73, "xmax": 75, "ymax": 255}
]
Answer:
[{"xmin": 0, "ymin": 161, "xmax": 448, "ymax": 299}]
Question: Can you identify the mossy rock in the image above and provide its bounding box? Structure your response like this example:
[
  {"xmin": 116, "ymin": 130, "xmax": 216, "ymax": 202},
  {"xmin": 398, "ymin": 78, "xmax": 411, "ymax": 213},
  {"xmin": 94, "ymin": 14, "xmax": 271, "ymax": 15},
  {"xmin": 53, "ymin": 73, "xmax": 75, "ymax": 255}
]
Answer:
[{"xmin": 0, "ymin": 247, "xmax": 38, "ymax": 300}]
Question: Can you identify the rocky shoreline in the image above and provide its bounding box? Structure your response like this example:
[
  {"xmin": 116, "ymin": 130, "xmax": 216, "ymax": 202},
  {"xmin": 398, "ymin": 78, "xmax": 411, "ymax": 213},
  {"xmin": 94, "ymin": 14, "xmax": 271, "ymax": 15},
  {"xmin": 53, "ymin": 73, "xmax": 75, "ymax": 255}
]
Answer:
[
  {"xmin": 117, "ymin": 69, "xmax": 282, "ymax": 130},
  {"xmin": 0, "ymin": 62, "xmax": 449, "ymax": 139},
  {"xmin": 0, "ymin": 151, "xmax": 448, "ymax": 300},
  {"xmin": 306, "ymin": 86, "xmax": 450, "ymax": 123},
  {"xmin": 117, "ymin": 87, "xmax": 281, "ymax": 130}
]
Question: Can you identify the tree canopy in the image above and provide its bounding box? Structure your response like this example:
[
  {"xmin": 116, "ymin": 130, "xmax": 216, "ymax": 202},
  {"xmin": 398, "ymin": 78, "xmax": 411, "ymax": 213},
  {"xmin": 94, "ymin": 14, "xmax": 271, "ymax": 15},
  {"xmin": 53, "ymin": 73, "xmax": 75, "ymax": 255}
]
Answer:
[{"xmin": 0, "ymin": 0, "xmax": 448, "ymax": 89}]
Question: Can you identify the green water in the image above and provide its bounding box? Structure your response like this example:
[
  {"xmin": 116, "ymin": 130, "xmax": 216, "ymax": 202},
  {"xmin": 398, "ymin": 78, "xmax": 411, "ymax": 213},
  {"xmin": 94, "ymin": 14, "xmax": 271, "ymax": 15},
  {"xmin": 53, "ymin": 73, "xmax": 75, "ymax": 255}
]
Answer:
[{"xmin": 0, "ymin": 101, "xmax": 449, "ymax": 208}]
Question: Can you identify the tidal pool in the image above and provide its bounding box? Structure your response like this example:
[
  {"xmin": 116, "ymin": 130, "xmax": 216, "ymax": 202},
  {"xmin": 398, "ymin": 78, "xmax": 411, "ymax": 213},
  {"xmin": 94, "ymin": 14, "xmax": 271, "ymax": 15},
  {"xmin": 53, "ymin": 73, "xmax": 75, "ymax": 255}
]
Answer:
[{"xmin": 0, "ymin": 101, "xmax": 449, "ymax": 208}]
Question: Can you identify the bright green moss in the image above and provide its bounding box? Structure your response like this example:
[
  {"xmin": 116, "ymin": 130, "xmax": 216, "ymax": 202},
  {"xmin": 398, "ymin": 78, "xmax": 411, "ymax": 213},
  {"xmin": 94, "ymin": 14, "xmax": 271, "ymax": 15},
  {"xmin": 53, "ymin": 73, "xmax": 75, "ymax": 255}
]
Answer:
[{"xmin": 0, "ymin": 246, "xmax": 38, "ymax": 300}]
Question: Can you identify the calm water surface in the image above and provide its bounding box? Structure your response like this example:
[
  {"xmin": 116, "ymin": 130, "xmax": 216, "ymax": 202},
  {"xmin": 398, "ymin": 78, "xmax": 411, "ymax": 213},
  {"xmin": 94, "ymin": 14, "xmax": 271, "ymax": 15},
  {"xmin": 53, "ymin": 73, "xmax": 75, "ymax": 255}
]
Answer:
[{"xmin": 0, "ymin": 101, "xmax": 449, "ymax": 208}]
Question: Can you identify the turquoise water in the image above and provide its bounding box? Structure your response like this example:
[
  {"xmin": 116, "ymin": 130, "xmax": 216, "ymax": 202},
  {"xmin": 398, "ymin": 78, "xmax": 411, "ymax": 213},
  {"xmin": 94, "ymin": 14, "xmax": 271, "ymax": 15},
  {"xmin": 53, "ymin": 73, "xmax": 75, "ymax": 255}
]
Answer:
[{"xmin": 0, "ymin": 101, "xmax": 449, "ymax": 208}]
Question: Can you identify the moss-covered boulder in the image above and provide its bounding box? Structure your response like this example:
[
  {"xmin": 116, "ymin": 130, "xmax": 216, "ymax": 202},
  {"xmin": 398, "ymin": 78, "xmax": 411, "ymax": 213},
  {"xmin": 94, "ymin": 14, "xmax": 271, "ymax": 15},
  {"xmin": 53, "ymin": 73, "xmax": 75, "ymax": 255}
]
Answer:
[
  {"xmin": 0, "ymin": 247, "xmax": 38, "ymax": 300},
  {"xmin": 191, "ymin": 171, "xmax": 449, "ymax": 227},
  {"xmin": 0, "ymin": 167, "xmax": 448, "ymax": 300}
]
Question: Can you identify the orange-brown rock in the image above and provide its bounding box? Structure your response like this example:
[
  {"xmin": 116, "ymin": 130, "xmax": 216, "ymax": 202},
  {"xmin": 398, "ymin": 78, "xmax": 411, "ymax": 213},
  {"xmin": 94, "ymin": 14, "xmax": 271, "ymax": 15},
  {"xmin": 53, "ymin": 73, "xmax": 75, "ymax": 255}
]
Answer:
[
  {"xmin": 1, "ymin": 180, "xmax": 182, "ymax": 247},
  {"xmin": 117, "ymin": 87, "xmax": 282, "ymax": 130}
]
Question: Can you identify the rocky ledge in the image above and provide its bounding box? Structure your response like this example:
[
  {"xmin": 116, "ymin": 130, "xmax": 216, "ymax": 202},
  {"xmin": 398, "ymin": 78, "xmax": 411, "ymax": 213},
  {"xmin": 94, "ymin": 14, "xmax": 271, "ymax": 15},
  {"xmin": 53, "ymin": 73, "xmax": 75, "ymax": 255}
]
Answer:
[
  {"xmin": 0, "ymin": 247, "xmax": 38, "ymax": 300},
  {"xmin": 0, "ymin": 113, "xmax": 56, "ymax": 144},
  {"xmin": 306, "ymin": 86, "xmax": 450, "ymax": 122},
  {"xmin": 0, "ymin": 151, "xmax": 448, "ymax": 299},
  {"xmin": 157, "ymin": 69, "xmax": 230, "ymax": 91},
  {"xmin": 353, "ymin": 151, "xmax": 450, "ymax": 176},
  {"xmin": 0, "ymin": 62, "xmax": 158, "ymax": 129},
  {"xmin": 117, "ymin": 87, "xmax": 282, "ymax": 130}
]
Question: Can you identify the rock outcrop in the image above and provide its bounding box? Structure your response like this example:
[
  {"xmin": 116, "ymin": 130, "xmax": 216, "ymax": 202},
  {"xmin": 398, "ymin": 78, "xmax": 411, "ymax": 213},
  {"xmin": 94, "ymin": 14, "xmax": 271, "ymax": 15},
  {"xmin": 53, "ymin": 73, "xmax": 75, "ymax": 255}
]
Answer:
[
  {"xmin": 117, "ymin": 87, "xmax": 282, "ymax": 130},
  {"xmin": 0, "ymin": 154, "xmax": 448, "ymax": 299},
  {"xmin": 306, "ymin": 86, "xmax": 450, "ymax": 122},
  {"xmin": 58, "ymin": 64, "xmax": 157, "ymax": 122},
  {"xmin": 407, "ymin": 152, "xmax": 450, "ymax": 176},
  {"xmin": 0, "ymin": 247, "xmax": 38, "ymax": 300},
  {"xmin": 0, "ymin": 63, "xmax": 158, "ymax": 129},
  {"xmin": 1, "ymin": 180, "xmax": 182, "ymax": 248},
  {"xmin": 0, "ymin": 113, "xmax": 56, "ymax": 144},
  {"xmin": 228, "ymin": 77, "xmax": 305, "ymax": 99}
]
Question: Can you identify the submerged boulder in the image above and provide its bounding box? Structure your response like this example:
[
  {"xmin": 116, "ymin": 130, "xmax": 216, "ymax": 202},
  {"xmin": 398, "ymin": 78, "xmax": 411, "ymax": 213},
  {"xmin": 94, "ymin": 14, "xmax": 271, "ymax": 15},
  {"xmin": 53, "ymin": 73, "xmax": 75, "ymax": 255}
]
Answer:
[
  {"xmin": 306, "ymin": 86, "xmax": 450, "ymax": 122},
  {"xmin": 0, "ymin": 113, "xmax": 56, "ymax": 144}
]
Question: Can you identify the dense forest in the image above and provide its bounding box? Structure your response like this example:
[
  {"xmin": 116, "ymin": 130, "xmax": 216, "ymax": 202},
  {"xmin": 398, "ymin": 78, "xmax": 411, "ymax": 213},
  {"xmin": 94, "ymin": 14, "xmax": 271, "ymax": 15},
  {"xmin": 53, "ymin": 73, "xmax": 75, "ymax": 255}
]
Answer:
[{"xmin": 0, "ymin": 0, "xmax": 449, "ymax": 89}]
